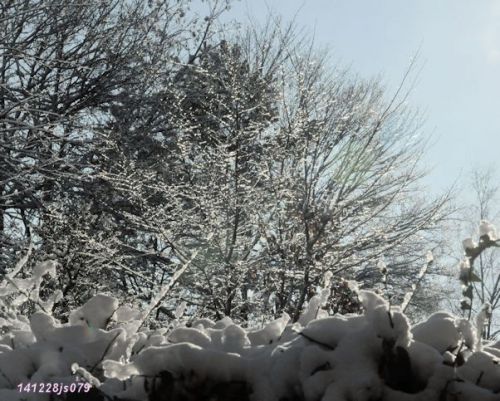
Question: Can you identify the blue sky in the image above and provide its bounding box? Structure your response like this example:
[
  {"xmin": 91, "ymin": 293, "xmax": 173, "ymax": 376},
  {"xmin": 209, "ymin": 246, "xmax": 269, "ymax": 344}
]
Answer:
[{"xmin": 218, "ymin": 0, "xmax": 500, "ymax": 194}]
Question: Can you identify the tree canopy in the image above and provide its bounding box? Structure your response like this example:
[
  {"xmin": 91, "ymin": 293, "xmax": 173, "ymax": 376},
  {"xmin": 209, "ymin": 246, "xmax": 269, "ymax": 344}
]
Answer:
[{"xmin": 0, "ymin": 0, "xmax": 450, "ymax": 324}]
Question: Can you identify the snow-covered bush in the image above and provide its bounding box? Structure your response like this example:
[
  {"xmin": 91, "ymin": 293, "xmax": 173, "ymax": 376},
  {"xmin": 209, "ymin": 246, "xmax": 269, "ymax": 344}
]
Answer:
[
  {"xmin": 2, "ymin": 285, "xmax": 500, "ymax": 401},
  {"xmin": 0, "ymin": 254, "xmax": 61, "ymax": 338},
  {"xmin": 1, "ymin": 223, "xmax": 499, "ymax": 401}
]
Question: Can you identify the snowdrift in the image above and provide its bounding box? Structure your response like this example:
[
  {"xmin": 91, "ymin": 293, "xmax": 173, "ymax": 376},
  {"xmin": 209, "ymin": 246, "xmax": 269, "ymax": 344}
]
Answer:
[{"xmin": 1, "ymin": 289, "xmax": 500, "ymax": 401}]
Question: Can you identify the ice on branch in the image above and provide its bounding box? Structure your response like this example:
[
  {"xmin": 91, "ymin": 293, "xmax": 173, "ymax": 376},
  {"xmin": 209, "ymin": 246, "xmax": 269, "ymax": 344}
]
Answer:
[
  {"xmin": 479, "ymin": 220, "xmax": 497, "ymax": 241},
  {"xmin": 462, "ymin": 238, "xmax": 477, "ymax": 251}
]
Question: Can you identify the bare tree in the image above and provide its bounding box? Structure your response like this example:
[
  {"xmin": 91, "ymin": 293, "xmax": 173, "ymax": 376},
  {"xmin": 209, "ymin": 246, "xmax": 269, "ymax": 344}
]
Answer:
[
  {"xmin": 0, "ymin": 0, "xmax": 186, "ymax": 261},
  {"xmin": 1, "ymin": 5, "xmax": 451, "ymax": 326},
  {"xmin": 146, "ymin": 20, "xmax": 452, "ymax": 323},
  {"xmin": 0, "ymin": 0, "xmax": 227, "ymax": 315}
]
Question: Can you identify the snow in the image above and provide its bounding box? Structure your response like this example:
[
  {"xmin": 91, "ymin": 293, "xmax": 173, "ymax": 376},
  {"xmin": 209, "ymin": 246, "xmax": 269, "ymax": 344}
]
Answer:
[
  {"xmin": 301, "ymin": 314, "xmax": 366, "ymax": 348},
  {"xmin": 378, "ymin": 259, "xmax": 388, "ymax": 274},
  {"xmin": 479, "ymin": 220, "xmax": 497, "ymax": 241},
  {"xmin": 456, "ymin": 318, "xmax": 478, "ymax": 351},
  {"xmin": 476, "ymin": 303, "xmax": 492, "ymax": 342},
  {"xmin": 69, "ymin": 294, "xmax": 118, "ymax": 329},
  {"xmin": 411, "ymin": 312, "xmax": 461, "ymax": 353},
  {"xmin": 1, "ymin": 290, "xmax": 500, "ymax": 400},
  {"xmin": 32, "ymin": 261, "xmax": 57, "ymax": 282},
  {"xmin": 458, "ymin": 351, "xmax": 500, "ymax": 392},
  {"xmin": 168, "ymin": 327, "xmax": 212, "ymax": 348},
  {"xmin": 247, "ymin": 313, "xmax": 290, "ymax": 345},
  {"xmin": 462, "ymin": 237, "xmax": 477, "ymax": 251},
  {"xmin": 115, "ymin": 305, "xmax": 142, "ymax": 323},
  {"xmin": 298, "ymin": 288, "xmax": 330, "ymax": 326},
  {"xmin": 406, "ymin": 341, "xmax": 442, "ymax": 383},
  {"xmin": 29, "ymin": 312, "xmax": 58, "ymax": 341},
  {"xmin": 174, "ymin": 301, "xmax": 187, "ymax": 319}
]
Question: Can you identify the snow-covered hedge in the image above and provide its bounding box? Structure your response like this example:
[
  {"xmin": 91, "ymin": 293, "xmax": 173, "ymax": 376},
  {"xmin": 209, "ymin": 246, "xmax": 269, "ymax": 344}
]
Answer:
[{"xmin": 1, "ymin": 286, "xmax": 500, "ymax": 401}]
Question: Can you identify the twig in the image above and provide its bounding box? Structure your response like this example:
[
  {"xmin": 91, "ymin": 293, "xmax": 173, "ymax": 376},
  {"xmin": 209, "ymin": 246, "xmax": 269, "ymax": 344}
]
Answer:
[
  {"xmin": 476, "ymin": 371, "xmax": 484, "ymax": 386},
  {"xmin": 6, "ymin": 242, "xmax": 33, "ymax": 279},
  {"xmin": 89, "ymin": 331, "xmax": 121, "ymax": 374},
  {"xmin": 135, "ymin": 233, "xmax": 213, "ymax": 332},
  {"xmin": 401, "ymin": 257, "xmax": 433, "ymax": 313},
  {"xmin": 0, "ymin": 367, "xmax": 14, "ymax": 388},
  {"xmin": 296, "ymin": 331, "xmax": 335, "ymax": 350}
]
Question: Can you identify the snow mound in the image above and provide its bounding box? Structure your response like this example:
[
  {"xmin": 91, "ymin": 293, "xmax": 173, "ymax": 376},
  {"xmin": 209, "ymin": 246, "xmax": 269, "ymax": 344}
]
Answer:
[{"xmin": 0, "ymin": 290, "xmax": 499, "ymax": 400}]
